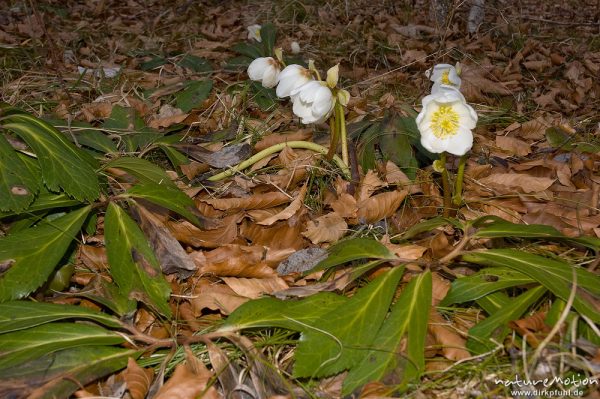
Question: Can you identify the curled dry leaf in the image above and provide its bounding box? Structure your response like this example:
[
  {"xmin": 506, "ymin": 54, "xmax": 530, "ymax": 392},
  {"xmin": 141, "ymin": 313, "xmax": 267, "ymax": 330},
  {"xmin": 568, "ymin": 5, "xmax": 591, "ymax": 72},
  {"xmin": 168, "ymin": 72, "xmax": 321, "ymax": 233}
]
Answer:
[
  {"xmin": 508, "ymin": 311, "xmax": 551, "ymax": 348},
  {"xmin": 257, "ymin": 184, "xmax": 307, "ymax": 226},
  {"xmin": 428, "ymin": 310, "xmax": 471, "ymax": 361},
  {"xmin": 192, "ymin": 244, "xmax": 277, "ymax": 278},
  {"xmin": 477, "ymin": 173, "xmax": 555, "ymax": 194},
  {"xmin": 191, "ymin": 278, "xmax": 249, "ymax": 316},
  {"xmin": 154, "ymin": 347, "xmax": 220, "ymax": 399},
  {"xmin": 302, "ymin": 212, "xmax": 348, "ymax": 244},
  {"xmin": 124, "ymin": 358, "xmax": 154, "ymax": 399},
  {"xmin": 200, "ymin": 191, "xmax": 291, "ymax": 211},
  {"xmin": 167, "ymin": 215, "xmax": 239, "ymax": 249},
  {"xmin": 357, "ymin": 170, "xmax": 387, "ymax": 202},
  {"xmin": 495, "ymin": 135, "xmax": 531, "ymax": 157},
  {"xmin": 356, "ymin": 189, "xmax": 408, "ymax": 224},
  {"xmin": 221, "ymin": 276, "xmax": 289, "ymax": 299},
  {"xmin": 240, "ymin": 218, "xmax": 307, "ymax": 250},
  {"xmin": 329, "ymin": 193, "xmax": 358, "ymax": 219}
]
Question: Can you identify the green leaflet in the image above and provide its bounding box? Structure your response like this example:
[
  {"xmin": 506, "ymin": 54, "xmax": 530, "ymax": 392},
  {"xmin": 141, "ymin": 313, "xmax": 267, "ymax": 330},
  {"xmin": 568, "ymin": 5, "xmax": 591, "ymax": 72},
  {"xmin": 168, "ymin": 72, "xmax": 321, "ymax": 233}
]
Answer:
[
  {"xmin": 467, "ymin": 285, "xmax": 547, "ymax": 354},
  {"xmin": 220, "ymin": 292, "xmax": 349, "ymax": 332},
  {"xmin": 472, "ymin": 215, "xmax": 600, "ymax": 250},
  {"xmin": 102, "ymin": 105, "xmax": 162, "ymax": 152},
  {"xmin": 0, "ymin": 322, "xmax": 125, "ymax": 370},
  {"xmin": 0, "ymin": 301, "xmax": 121, "ymax": 333},
  {"xmin": 2, "ymin": 112, "xmax": 99, "ymax": 202},
  {"xmin": 342, "ymin": 271, "xmax": 431, "ymax": 396},
  {"xmin": 259, "ymin": 23, "xmax": 277, "ymax": 55},
  {"xmin": 293, "ymin": 267, "xmax": 405, "ymax": 378},
  {"xmin": 441, "ymin": 267, "xmax": 535, "ymax": 306},
  {"xmin": 104, "ymin": 202, "xmax": 172, "ymax": 317},
  {"xmin": 176, "ymin": 80, "xmax": 213, "ymax": 113},
  {"xmin": 124, "ymin": 182, "xmax": 200, "ymax": 226},
  {"xmin": 0, "ymin": 192, "xmax": 83, "ymax": 219},
  {"xmin": 309, "ymin": 237, "xmax": 398, "ymax": 274},
  {"xmin": 0, "ymin": 206, "xmax": 91, "ymax": 302},
  {"xmin": 462, "ymin": 249, "xmax": 600, "ymax": 323},
  {"xmin": 0, "ymin": 134, "xmax": 39, "ymax": 212},
  {"xmin": 103, "ymin": 156, "xmax": 177, "ymax": 188},
  {"xmin": 0, "ymin": 345, "xmax": 140, "ymax": 399}
]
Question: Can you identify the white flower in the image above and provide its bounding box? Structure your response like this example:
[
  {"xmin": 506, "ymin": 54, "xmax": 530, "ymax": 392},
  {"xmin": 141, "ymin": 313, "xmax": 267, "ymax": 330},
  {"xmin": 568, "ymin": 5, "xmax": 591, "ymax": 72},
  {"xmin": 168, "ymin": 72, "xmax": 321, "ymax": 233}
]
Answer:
[
  {"xmin": 276, "ymin": 64, "xmax": 312, "ymax": 98},
  {"xmin": 247, "ymin": 57, "xmax": 281, "ymax": 88},
  {"xmin": 247, "ymin": 24, "xmax": 261, "ymax": 42},
  {"xmin": 290, "ymin": 41, "xmax": 301, "ymax": 54},
  {"xmin": 290, "ymin": 80, "xmax": 335, "ymax": 124},
  {"xmin": 416, "ymin": 86, "xmax": 477, "ymax": 156},
  {"xmin": 425, "ymin": 63, "xmax": 462, "ymax": 93}
]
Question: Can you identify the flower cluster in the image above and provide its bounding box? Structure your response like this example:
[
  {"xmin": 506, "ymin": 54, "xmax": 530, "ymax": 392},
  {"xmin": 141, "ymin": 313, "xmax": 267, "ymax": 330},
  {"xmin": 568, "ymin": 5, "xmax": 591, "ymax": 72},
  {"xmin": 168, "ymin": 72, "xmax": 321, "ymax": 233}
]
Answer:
[
  {"xmin": 417, "ymin": 63, "xmax": 477, "ymax": 156},
  {"xmin": 246, "ymin": 49, "xmax": 338, "ymax": 125}
]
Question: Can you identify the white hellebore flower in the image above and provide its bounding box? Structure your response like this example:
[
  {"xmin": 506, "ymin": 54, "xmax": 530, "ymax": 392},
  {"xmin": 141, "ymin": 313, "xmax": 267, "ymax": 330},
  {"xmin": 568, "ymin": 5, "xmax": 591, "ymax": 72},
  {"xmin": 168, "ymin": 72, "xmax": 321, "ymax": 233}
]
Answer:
[
  {"xmin": 247, "ymin": 57, "xmax": 281, "ymax": 88},
  {"xmin": 247, "ymin": 24, "xmax": 261, "ymax": 42},
  {"xmin": 276, "ymin": 64, "xmax": 312, "ymax": 98},
  {"xmin": 290, "ymin": 80, "xmax": 335, "ymax": 124},
  {"xmin": 416, "ymin": 86, "xmax": 477, "ymax": 156},
  {"xmin": 425, "ymin": 63, "xmax": 462, "ymax": 94}
]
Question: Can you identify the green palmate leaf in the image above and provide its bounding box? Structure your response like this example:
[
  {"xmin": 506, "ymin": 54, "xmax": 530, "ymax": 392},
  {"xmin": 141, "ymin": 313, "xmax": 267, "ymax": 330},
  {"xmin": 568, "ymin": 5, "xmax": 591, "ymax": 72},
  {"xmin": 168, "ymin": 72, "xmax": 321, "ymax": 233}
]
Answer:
[
  {"xmin": 104, "ymin": 202, "xmax": 171, "ymax": 317},
  {"xmin": 462, "ymin": 249, "xmax": 600, "ymax": 323},
  {"xmin": 0, "ymin": 345, "xmax": 140, "ymax": 399},
  {"xmin": 467, "ymin": 285, "xmax": 547, "ymax": 354},
  {"xmin": 342, "ymin": 270, "xmax": 430, "ymax": 396},
  {"xmin": 221, "ymin": 292, "xmax": 349, "ymax": 332},
  {"xmin": 309, "ymin": 237, "xmax": 398, "ymax": 274},
  {"xmin": 0, "ymin": 134, "xmax": 39, "ymax": 212},
  {"xmin": 0, "ymin": 206, "xmax": 91, "ymax": 302},
  {"xmin": 441, "ymin": 267, "xmax": 535, "ymax": 306},
  {"xmin": 103, "ymin": 105, "xmax": 162, "ymax": 152},
  {"xmin": 0, "ymin": 301, "xmax": 121, "ymax": 333},
  {"xmin": 0, "ymin": 322, "xmax": 125, "ymax": 370},
  {"xmin": 124, "ymin": 182, "xmax": 200, "ymax": 226},
  {"xmin": 2, "ymin": 114, "xmax": 99, "ymax": 202},
  {"xmin": 176, "ymin": 79, "xmax": 213, "ymax": 113},
  {"xmin": 0, "ymin": 192, "xmax": 83, "ymax": 219},
  {"xmin": 46, "ymin": 118, "xmax": 118, "ymax": 154},
  {"xmin": 103, "ymin": 156, "xmax": 177, "ymax": 188},
  {"xmin": 260, "ymin": 23, "xmax": 277, "ymax": 55},
  {"xmin": 472, "ymin": 215, "xmax": 600, "ymax": 250},
  {"xmin": 379, "ymin": 117, "xmax": 419, "ymax": 180},
  {"xmin": 293, "ymin": 266, "xmax": 404, "ymax": 378}
]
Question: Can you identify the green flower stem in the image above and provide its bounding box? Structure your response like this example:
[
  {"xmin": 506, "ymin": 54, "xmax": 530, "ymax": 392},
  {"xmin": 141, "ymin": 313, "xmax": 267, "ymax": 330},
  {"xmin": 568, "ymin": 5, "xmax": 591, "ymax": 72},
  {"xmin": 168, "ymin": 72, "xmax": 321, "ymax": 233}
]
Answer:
[
  {"xmin": 440, "ymin": 152, "xmax": 452, "ymax": 218},
  {"xmin": 208, "ymin": 140, "xmax": 350, "ymax": 182},
  {"xmin": 336, "ymin": 102, "xmax": 349, "ymax": 167},
  {"xmin": 452, "ymin": 154, "xmax": 467, "ymax": 206}
]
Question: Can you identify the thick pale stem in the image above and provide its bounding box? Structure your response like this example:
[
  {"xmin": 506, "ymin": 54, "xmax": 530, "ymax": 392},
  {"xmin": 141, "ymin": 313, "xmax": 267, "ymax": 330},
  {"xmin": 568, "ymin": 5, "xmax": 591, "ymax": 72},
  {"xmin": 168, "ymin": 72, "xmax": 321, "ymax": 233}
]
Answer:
[
  {"xmin": 208, "ymin": 140, "xmax": 350, "ymax": 182},
  {"xmin": 452, "ymin": 154, "xmax": 467, "ymax": 206},
  {"xmin": 336, "ymin": 102, "xmax": 349, "ymax": 167},
  {"xmin": 440, "ymin": 152, "xmax": 452, "ymax": 217}
]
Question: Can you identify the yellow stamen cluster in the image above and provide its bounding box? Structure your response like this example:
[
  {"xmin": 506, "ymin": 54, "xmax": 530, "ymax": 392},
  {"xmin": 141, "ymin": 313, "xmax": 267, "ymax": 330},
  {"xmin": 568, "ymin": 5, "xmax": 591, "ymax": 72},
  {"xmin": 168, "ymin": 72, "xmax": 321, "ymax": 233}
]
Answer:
[
  {"xmin": 441, "ymin": 70, "xmax": 451, "ymax": 85},
  {"xmin": 430, "ymin": 105, "xmax": 459, "ymax": 138}
]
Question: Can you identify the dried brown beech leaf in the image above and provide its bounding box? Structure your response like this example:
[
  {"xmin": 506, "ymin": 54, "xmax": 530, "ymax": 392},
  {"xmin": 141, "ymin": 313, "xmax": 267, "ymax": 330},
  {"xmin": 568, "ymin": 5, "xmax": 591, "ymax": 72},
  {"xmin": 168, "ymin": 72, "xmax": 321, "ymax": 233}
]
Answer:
[
  {"xmin": 356, "ymin": 189, "xmax": 408, "ymax": 224},
  {"xmin": 167, "ymin": 215, "xmax": 240, "ymax": 249},
  {"xmin": 240, "ymin": 218, "xmax": 307, "ymax": 250},
  {"xmin": 428, "ymin": 310, "xmax": 471, "ymax": 361},
  {"xmin": 478, "ymin": 173, "xmax": 555, "ymax": 194},
  {"xmin": 460, "ymin": 63, "xmax": 513, "ymax": 102},
  {"xmin": 221, "ymin": 276, "xmax": 289, "ymax": 299},
  {"xmin": 383, "ymin": 161, "xmax": 420, "ymax": 193},
  {"xmin": 257, "ymin": 184, "xmax": 307, "ymax": 226},
  {"xmin": 193, "ymin": 245, "xmax": 277, "ymax": 278},
  {"xmin": 508, "ymin": 311, "xmax": 551, "ymax": 348},
  {"xmin": 124, "ymin": 358, "xmax": 154, "ymax": 399},
  {"xmin": 495, "ymin": 135, "xmax": 531, "ymax": 157},
  {"xmin": 357, "ymin": 170, "xmax": 386, "ymax": 202},
  {"xmin": 254, "ymin": 129, "xmax": 313, "ymax": 151},
  {"xmin": 205, "ymin": 340, "xmax": 240, "ymax": 399},
  {"xmin": 154, "ymin": 347, "xmax": 220, "ymax": 399},
  {"xmin": 200, "ymin": 191, "xmax": 291, "ymax": 211},
  {"xmin": 78, "ymin": 245, "xmax": 109, "ymax": 272},
  {"xmin": 302, "ymin": 213, "xmax": 348, "ymax": 244},
  {"xmin": 329, "ymin": 193, "xmax": 358, "ymax": 219},
  {"xmin": 431, "ymin": 272, "xmax": 452, "ymax": 306},
  {"xmin": 191, "ymin": 279, "xmax": 248, "ymax": 316}
]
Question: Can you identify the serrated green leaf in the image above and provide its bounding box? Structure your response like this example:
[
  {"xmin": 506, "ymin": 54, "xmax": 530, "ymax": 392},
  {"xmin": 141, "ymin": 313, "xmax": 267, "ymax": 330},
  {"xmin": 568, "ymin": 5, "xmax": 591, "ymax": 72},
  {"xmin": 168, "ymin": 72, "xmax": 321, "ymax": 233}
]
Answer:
[
  {"xmin": 250, "ymin": 81, "xmax": 278, "ymax": 111},
  {"xmin": 343, "ymin": 270, "xmax": 430, "ymax": 395},
  {"xmin": 0, "ymin": 300, "xmax": 121, "ymax": 333},
  {"xmin": 140, "ymin": 56, "xmax": 168, "ymax": 71},
  {"xmin": 103, "ymin": 105, "xmax": 162, "ymax": 152},
  {"xmin": 309, "ymin": 237, "xmax": 397, "ymax": 274},
  {"xmin": 124, "ymin": 182, "xmax": 200, "ymax": 226},
  {"xmin": 293, "ymin": 267, "xmax": 404, "ymax": 378},
  {"xmin": 103, "ymin": 156, "xmax": 177, "ymax": 188},
  {"xmin": 231, "ymin": 42, "xmax": 263, "ymax": 59},
  {"xmin": 157, "ymin": 144, "xmax": 189, "ymax": 168},
  {"xmin": 0, "ymin": 322, "xmax": 125, "ymax": 370},
  {"xmin": 0, "ymin": 206, "xmax": 91, "ymax": 302},
  {"xmin": 177, "ymin": 54, "xmax": 212, "ymax": 73},
  {"xmin": 176, "ymin": 80, "xmax": 213, "ymax": 113},
  {"xmin": 47, "ymin": 118, "xmax": 118, "ymax": 154},
  {"xmin": 0, "ymin": 192, "xmax": 83, "ymax": 219},
  {"xmin": 462, "ymin": 249, "xmax": 600, "ymax": 323},
  {"xmin": 104, "ymin": 202, "xmax": 172, "ymax": 317},
  {"xmin": 472, "ymin": 215, "xmax": 600, "ymax": 250},
  {"xmin": 221, "ymin": 292, "xmax": 348, "ymax": 332},
  {"xmin": 0, "ymin": 134, "xmax": 39, "ymax": 212},
  {"xmin": 0, "ymin": 345, "xmax": 140, "ymax": 399},
  {"xmin": 260, "ymin": 23, "xmax": 277, "ymax": 55},
  {"xmin": 2, "ymin": 114, "xmax": 99, "ymax": 201},
  {"xmin": 441, "ymin": 268, "xmax": 535, "ymax": 306},
  {"xmin": 467, "ymin": 285, "xmax": 547, "ymax": 354}
]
